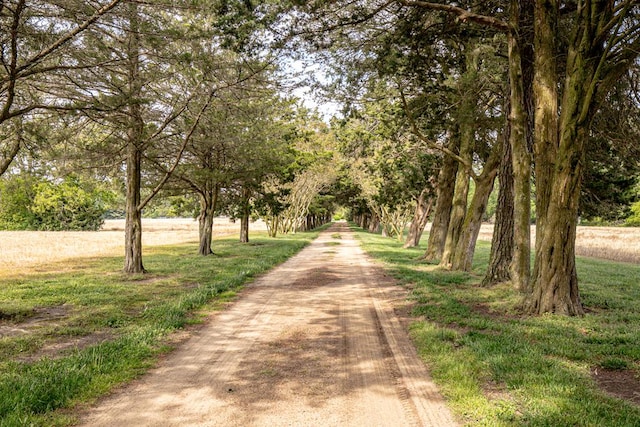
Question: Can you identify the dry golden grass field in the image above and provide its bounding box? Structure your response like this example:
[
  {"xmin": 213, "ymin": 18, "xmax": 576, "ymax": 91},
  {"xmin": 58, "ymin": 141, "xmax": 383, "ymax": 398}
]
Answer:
[
  {"xmin": 0, "ymin": 217, "xmax": 267, "ymax": 276},
  {"xmin": 478, "ymin": 224, "xmax": 640, "ymax": 264},
  {"xmin": 0, "ymin": 220, "xmax": 637, "ymax": 277}
]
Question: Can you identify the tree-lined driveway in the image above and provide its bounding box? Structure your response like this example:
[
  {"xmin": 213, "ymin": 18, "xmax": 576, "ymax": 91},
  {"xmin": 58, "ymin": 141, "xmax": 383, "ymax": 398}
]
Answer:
[{"xmin": 80, "ymin": 222, "xmax": 456, "ymax": 426}]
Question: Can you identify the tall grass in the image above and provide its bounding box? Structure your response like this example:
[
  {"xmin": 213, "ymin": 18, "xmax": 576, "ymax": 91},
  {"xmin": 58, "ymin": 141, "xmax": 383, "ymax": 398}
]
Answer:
[
  {"xmin": 354, "ymin": 227, "xmax": 640, "ymax": 426},
  {"xmin": 0, "ymin": 231, "xmax": 317, "ymax": 426}
]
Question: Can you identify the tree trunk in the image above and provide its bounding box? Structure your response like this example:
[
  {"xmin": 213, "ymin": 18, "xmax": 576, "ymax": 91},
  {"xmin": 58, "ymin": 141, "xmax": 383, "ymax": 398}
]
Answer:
[
  {"xmin": 240, "ymin": 214, "xmax": 249, "ymax": 243},
  {"xmin": 530, "ymin": 0, "xmax": 559, "ymax": 290},
  {"xmin": 440, "ymin": 158, "xmax": 470, "ymax": 269},
  {"xmin": 482, "ymin": 115, "xmax": 515, "ymax": 286},
  {"xmin": 240, "ymin": 187, "xmax": 251, "ymax": 243},
  {"xmin": 451, "ymin": 139, "xmax": 501, "ymax": 272},
  {"xmin": 123, "ymin": 2, "xmax": 145, "ymax": 274},
  {"xmin": 368, "ymin": 212, "xmax": 380, "ymax": 233},
  {"xmin": 124, "ymin": 141, "xmax": 145, "ymax": 273},
  {"xmin": 404, "ymin": 188, "xmax": 433, "ymax": 248},
  {"xmin": 423, "ymin": 139, "xmax": 458, "ymax": 261},
  {"xmin": 440, "ymin": 68, "xmax": 475, "ymax": 269},
  {"xmin": 508, "ymin": 0, "xmax": 533, "ymax": 292},
  {"xmin": 197, "ymin": 183, "xmax": 219, "ymax": 255},
  {"xmin": 525, "ymin": 1, "xmax": 610, "ymax": 314},
  {"xmin": 526, "ymin": 127, "xmax": 586, "ymax": 315}
]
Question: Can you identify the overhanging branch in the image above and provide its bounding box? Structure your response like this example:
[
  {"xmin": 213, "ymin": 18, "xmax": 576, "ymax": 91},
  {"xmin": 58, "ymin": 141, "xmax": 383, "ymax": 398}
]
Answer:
[
  {"xmin": 399, "ymin": 89, "xmax": 478, "ymax": 181},
  {"xmin": 397, "ymin": 0, "xmax": 509, "ymax": 33}
]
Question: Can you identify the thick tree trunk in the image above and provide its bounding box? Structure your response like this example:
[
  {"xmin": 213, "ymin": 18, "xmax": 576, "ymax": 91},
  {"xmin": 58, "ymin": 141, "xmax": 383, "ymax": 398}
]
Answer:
[
  {"xmin": 451, "ymin": 140, "xmax": 501, "ymax": 272},
  {"xmin": 440, "ymin": 158, "xmax": 470, "ymax": 269},
  {"xmin": 526, "ymin": 0, "xmax": 617, "ymax": 315},
  {"xmin": 508, "ymin": 2, "xmax": 533, "ymax": 292},
  {"xmin": 526, "ymin": 128, "xmax": 585, "ymax": 315},
  {"xmin": 240, "ymin": 214, "xmax": 249, "ymax": 243},
  {"xmin": 440, "ymin": 98, "xmax": 475, "ymax": 268},
  {"xmin": 526, "ymin": 2, "xmax": 608, "ymax": 314},
  {"xmin": 404, "ymin": 189, "xmax": 433, "ymax": 248},
  {"xmin": 423, "ymin": 151, "xmax": 458, "ymax": 261},
  {"xmin": 530, "ymin": 0, "xmax": 559, "ymax": 289},
  {"xmin": 198, "ymin": 186, "xmax": 219, "ymax": 255},
  {"xmin": 368, "ymin": 212, "xmax": 380, "ymax": 233},
  {"xmin": 198, "ymin": 201, "xmax": 214, "ymax": 256},
  {"xmin": 482, "ymin": 119, "xmax": 515, "ymax": 286},
  {"xmin": 198, "ymin": 212, "xmax": 214, "ymax": 256}
]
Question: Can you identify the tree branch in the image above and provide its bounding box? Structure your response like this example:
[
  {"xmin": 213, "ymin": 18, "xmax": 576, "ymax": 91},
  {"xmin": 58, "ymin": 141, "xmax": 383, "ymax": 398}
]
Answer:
[
  {"xmin": 138, "ymin": 87, "xmax": 217, "ymax": 211},
  {"xmin": 399, "ymin": 89, "xmax": 478, "ymax": 180},
  {"xmin": 397, "ymin": 0, "xmax": 509, "ymax": 32},
  {"xmin": 14, "ymin": 0, "xmax": 124, "ymax": 79}
]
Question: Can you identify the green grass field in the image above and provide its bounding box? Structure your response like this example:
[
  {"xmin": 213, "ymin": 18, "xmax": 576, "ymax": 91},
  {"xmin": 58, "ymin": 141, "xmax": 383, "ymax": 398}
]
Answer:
[
  {"xmin": 0, "ymin": 231, "xmax": 318, "ymax": 426},
  {"xmin": 354, "ymin": 227, "xmax": 640, "ymax": 426},
  {"xmin": 2, "ymin": 223, "xmax": 638, "ymax": 426}
]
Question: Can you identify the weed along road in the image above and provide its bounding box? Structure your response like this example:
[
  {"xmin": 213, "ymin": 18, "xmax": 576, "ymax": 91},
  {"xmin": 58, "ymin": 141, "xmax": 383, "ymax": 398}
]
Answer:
[{"xmin": 79, "ymin": 222, "xmax": 457, "ymax": 427}]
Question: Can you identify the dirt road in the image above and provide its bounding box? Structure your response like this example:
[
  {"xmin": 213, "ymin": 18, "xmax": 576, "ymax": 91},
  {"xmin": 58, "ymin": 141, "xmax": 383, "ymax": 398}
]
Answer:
[{"xmin": 79, "ymin": 222, "xmax": 457, "ymax": 426}]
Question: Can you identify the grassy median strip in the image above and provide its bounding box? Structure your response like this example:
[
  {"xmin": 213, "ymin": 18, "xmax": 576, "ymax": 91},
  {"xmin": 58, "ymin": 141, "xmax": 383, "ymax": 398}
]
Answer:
[
  {"xmin": 354, "ymin": 227, "xmax": 640, "ymax": 427},
  {"xmin": 0, "ymin": 231, "xmax": 318, "ymax": 427}
]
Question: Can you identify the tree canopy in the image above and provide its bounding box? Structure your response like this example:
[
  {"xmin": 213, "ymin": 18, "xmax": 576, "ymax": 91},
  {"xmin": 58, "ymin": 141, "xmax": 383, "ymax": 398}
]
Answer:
[{"xmin": 1, "ymin": 0, "xmax": 639, "ymax": 316}]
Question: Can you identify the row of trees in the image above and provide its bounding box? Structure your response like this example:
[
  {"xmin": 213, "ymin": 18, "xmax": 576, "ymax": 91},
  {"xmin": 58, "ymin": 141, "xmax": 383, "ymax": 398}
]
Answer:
[
  {"xmin": 3, "ymin": 1, "xmax": 639, "ymax": 317},
  {"xmin": 1, "ymin": 1, "xmax": 337, "ymax": 272},
  {"xmin": 286, "ymin": 0, "xmax": 640, "ymax": 316}
]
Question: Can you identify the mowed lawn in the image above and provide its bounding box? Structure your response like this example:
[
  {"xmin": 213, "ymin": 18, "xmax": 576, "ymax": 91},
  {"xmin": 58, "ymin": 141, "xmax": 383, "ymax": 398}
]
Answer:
[
  {"xmin": 355, "ymin": 226, "xmax": 640, "ymax": 427},
  {"xmin": 0, "ymin": 219, "xmax": 315, "ymax": 427}
]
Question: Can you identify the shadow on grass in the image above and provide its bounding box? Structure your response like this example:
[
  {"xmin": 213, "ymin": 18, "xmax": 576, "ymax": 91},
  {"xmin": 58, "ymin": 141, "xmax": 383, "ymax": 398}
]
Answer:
[{"xmin": 353, "ymin": 226, "xmax": 640, "ymax": 426}]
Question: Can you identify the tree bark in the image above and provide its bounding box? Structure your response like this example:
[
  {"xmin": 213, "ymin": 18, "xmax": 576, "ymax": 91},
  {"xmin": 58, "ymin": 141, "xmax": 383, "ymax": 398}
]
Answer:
[
  {"xmin": 124, "ymin": 139, "xmax": 145, "ymax": 273},
  {"xmin": 440, "ymin": 53, "xmax": 476, "ymax": 269},
  {"xmin": 525, "ymin": 1, "xmax": 610, "ymax": 315},
  {"xmin": 526, "ymin": 126, "xmax": 586, "ymax": 315},
  {"xmin": 240, "ymin": 214, "xmax": 250, "ymax": 243},
  {"xmin": 197, "ymin": 187, "xmax": 218, "ymax": 255},
  {"xmin": 530, "ymin": 0, "xmax": 558, "ymax": 290},
  {"xmin": 508, "ymin": 0, "xmax": 533, "ymax": 292},
  {"xmin": 404, "ymin": 188, "xmax": 433, "ymax": 248},
  {"xmin": 368, "ymin": 211, "xmax": 380, "ymax": 233},
  {"xmin": 123, "ymin": 2, "xmax": 145, "ymax": 274},
  {"xmin": 439, "ymin": 155, "xmax": 470, "ymax": 269},
  {"xmin": 482, "ymin": 114, "xmax": 515, "ymax": 286},
  {"xmin": 451, "ymin": 139, "xmax": 501, "ymax": 272},
  {"xmin": 423, "ymin": 150, "xmax": 457, "ymax": 261},
  {"xmin": 240, "ymin": 187, "xmax": 251, "ymax": 243}
]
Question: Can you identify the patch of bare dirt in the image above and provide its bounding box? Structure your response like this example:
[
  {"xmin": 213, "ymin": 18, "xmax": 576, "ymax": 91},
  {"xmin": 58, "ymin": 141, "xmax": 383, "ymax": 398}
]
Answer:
[
  {"xmin": 78, "ymin": 222, "xmax": 457, "ymax": 426},
  {"xmin": 17, "ymin": 330, "xmax": 115, "ymax": 363},
  {"xmin": 592, "ymin": 367, "xmax": 640, "ymax": 406},
  {"xmin": 0, "ymin": 304, "xmax": 72, "ymax": 338},
  {"xmin": 0, "ymin": 303, "xmax": 118, "ymax": 362}
]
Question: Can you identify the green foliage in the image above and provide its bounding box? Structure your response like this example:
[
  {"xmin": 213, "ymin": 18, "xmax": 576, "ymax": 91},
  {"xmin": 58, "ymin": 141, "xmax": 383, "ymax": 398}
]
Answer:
[
  {"xmin": 355, "ymin": 226, "xmax": 640, "ymax": 426},
  {"xmin": 0, "ymin": 175, "xmax": 38, "ymax": 230},
  {"xmin": 625, "ymin": 201, "xmax": 640, "ymax": 226},
  {"xmin": 144, "ymin": 195, "xmax": 199, "ymax": 219},
  {"xmin": 0, "ymin": 174, "xmax": 113, "ymax": 231},
  {"xmin": 582, "ymin": 72, "xmax": 640, "ymax": 223}
]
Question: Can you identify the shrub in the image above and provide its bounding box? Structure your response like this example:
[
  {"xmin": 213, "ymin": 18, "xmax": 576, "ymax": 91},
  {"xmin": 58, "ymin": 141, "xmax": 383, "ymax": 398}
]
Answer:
[
  {"xmin": 625, "ymin": 201, "xmax": 640, "ymax": 226},
  {"xmin": 0, "ymin": 174, "xmax": 113, "ymax": 231},
  {"xmin": 0, "ymin": 176, "xmax": 39, "ymax": 230}
]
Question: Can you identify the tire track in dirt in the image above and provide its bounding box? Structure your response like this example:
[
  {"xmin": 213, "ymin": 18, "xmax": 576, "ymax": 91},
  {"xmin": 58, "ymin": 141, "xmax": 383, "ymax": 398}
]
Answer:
[{"xmin": 79, "ymin": 223, "xmax": 457, "ymax": 426}]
